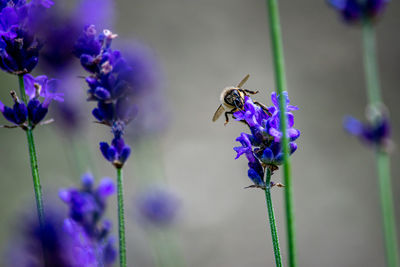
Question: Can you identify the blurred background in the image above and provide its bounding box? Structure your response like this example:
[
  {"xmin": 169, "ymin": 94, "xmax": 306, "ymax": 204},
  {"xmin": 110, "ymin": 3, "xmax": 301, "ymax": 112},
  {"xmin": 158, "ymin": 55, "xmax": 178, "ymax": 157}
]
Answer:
[{"xmin": 0, "ymin": 0, "xmax": 400, "ymax": 266}]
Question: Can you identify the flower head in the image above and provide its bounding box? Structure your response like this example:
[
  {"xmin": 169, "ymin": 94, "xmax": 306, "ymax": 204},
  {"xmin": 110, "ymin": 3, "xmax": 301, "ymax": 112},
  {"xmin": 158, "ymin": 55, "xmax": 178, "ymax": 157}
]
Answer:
[
  {"xmin": 59, "ymin": 173, "xmax": 117, "ymax": 266},
  {"xmin": 343, "ymin": 114, "xmax": 390, "ymax": 148},
  {"xmin": 0, "ymin": 74, "xmax": 63, "ymax": 128},
  {"xmin": 100, "ymin": 136, "xmax": 131, "ymax": 168},
  {"xmin": 37, "ymin": 0, "xmax": 115, "ymax": 71},
  {"xmin": 0, "ymin": 0, "xmax": 53, "ymax": 74},
  {"xmin": 233, "ymin": 92, "xmax": 300, "ymax": 186},
  {"xmin": 74, "ymin": 25, "xmax": 143, "ymax": 167},
  {"xmin": 328, "ymin": 0, "xmax": 389, "ymax": 23},
  {"xmin": 136, "ymin": 186, "xmax": 180, "ymax": 227},
  {"xmin": 7, "ymin": 210, "xmax": 105, "ymax": 267}
]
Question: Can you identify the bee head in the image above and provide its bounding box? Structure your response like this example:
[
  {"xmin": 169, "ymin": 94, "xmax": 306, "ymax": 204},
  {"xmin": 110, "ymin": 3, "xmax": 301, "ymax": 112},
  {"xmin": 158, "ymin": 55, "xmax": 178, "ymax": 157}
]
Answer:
[
  {"xmin": 231, "ymin": 89, "xmax": 245, "ymax": 109},
  {"xmin": 221, "ymin": 87, "xmax": 245, "ymax": 110}
]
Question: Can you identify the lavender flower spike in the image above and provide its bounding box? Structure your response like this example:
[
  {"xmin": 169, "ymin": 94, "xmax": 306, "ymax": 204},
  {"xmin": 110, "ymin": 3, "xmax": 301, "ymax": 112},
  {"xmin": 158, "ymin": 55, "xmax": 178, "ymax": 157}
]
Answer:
[
  {"xmin": 0, "ymin": 74, "xmax": 63, "ymax": 129},
  {"xmin": 343, "ymin": 114, "xmax": 390, "ymax": 148},
  {"xmin": 0, "ymin": 0, "xmax": 53, "ymax": 74},
  {"xmin": 328, "ymin": 0, "xmax": 389, "ymax": 23},
  {"xmin": 7, "ymin": 210, "xmax": 108, "ymax": 267},
  {"xmin": 233, "ymin": 92, "xmax": 300, "ymax": 187},
  {"xmin": 74, "ymin": 25, "xmax": 136, "ymax": 167},
  {"xmin": 100, "ymin": 136, "xmax": 131, "ymax": 168},
  {"xmin": 59, "ymin": 173, "xmax": 117, "ymax": 266}
]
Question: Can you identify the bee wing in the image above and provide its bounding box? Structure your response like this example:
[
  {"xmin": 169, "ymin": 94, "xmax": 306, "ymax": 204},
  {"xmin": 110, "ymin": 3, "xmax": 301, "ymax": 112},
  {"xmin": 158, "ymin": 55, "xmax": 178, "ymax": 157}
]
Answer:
[
  {"xmin": 212, "ymin": 104, "xmax": 225, "ymax": 122},
  {"xmin": 237, "ymin": 74, "xmax": 250, "ymax": 88}
]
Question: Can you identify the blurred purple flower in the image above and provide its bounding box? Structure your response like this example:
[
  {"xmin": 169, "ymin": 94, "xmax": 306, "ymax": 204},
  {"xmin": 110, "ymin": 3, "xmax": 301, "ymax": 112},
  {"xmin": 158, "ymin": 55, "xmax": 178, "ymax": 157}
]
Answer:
[
  {"xmin": 0, "ymin": 0, "xmax": 53, "ymax": 74},
  {"xmin": 136, "ymin": 186, "xmax": 180, "ymax": 227},
  {"xmin": 38, "ymin": 0, "xmax": 115, "ymax": 72},
  {"xmin": 59, "ymin": 173, "xmax": 117, "ymax": 266},
  {"xmin": 6, "ymin": 211, "xmax": 101, "ymax": 267},
  {"xmin": 343, "ymin": 114, "xmax": 390, "ymax": 147},
  {"xmin": 328, "ymin": 0, "xmax": 389, "ymax": 23}
]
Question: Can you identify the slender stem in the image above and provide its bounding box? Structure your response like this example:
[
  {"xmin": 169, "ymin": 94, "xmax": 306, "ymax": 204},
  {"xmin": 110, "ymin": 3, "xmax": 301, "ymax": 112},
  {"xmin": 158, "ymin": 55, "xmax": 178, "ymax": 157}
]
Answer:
[
  {"xmin": 265, "ymin": 1, "xmax": 297, "ymax": 266},
  {"xmin": 376, "ymin": 150, "xmax": 399, "ymax": 267},
  {"xmin": 117, "ymin": 167, "xmax": 127, "ymax": 267},
  {"xmin": 264, "ymin": 168, "xmax": 282, "ymax": 267},
  {"xmin": 18, "ymin": 75, "xmax": 45, "ymax": 228},
  {"xmin": 361, "ymin": 19, "xmax": 399, "ymax": 267},
  {"xmin": 362, "ymin": 19, "xmax": 382, "ymax": 106}
]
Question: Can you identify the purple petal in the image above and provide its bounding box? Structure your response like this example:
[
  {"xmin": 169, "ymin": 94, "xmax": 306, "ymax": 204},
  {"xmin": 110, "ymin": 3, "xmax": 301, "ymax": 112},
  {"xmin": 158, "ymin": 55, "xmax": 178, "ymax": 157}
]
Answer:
[
  {"xmin": 59, "ymin": 189, "xmax": 71, "ymax": 203},
  {"xmin": 100, "ymin": 142, "xmax": 111, "ymax": 161},
  {"xmin": 287, "ymin": 113, "xmax": 294, "ymax": 127},
  {"xmin": 288, "ymin": 128, "xmax": 300, "ymax": 141},
  {"xmin": 94, "ymin": 86, "xmax": 111, "ymax": 100},
  {"xmin": 289, "ymin": 142, "xmax": 298, "ymax": 154},
  {"xmin": 343, "ymin": 116, "xmax": 363, "ymax": 136},
  {"xmin": 261, "ymin": 148, "xmax": 274, "ymax": 163},
  {"xmin": 97, "ymin": 177, "xmax": 115, "ymax": 199},
  {"xmin": 271, "ymin": 92, "xmax": 278, "ymax": 108},
  {"xmin": 23, "ymin": 74, "xmax": 37, "ymax": 100},
  {"xmin": 107, "ymin": 146, "xmax": 117, "ymax": 161},
  {"xmin": 81, "ymin": 173, "xmax": 94, "ymax": 189},
  {"xmin": 233, "ymin": 146, "xmax": 250, "ymax": 159},
  {"xmin": 269, "ymin": 127, "xmax": 282, "ymax": 142},
  {"xmin": 248, "ymin": 168, "xmax": 264, "ymax": 186},
  {"xmin": 287, "ymin": 105, "xmax": 298, "ymax": 111},
  {"xmin": 111, "ymin": 137, "xmax": 125, "ymax": 153},
  {"xmin": 119, "ymin": 146, "xmax": 131, "ymax": 163}
]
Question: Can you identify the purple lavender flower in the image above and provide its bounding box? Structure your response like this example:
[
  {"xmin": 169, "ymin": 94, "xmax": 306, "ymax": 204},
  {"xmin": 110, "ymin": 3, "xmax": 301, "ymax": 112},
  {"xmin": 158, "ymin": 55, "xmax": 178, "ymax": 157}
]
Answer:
[
  {"xmin": 0, "ymin": 74, "xmax": 63, "ymax": 128},
  {"xmin": 234, "ymin": 133, "xmax": 265, "ymax": 186},
  {"xmin": 0, "ymin": 0, "xmax": 53, "ymax": 74},
  {"xmin": 7, "ymin": 210, "xmax": 104, "ymax": 267},
  {"xmin": 328, "ymin": 0, "xmax": 389, "ymax": 23},
  {"xmin": 343, "ymin": 114, "xmax": 390, "ymax": 147},
  {"xmin": 38, "ymin": 0, "xmax": 115, "ymax": 72},
  {"xmin": 100, "ymin": 136, "xmax": 131, "ymax": 168},
  {"xmin": 28, "ymin": 0, "xmax": 115, "ymax": 135},
  {"xmin": 74, "ymin": 25, "xmax": 139, "ymax": 166},
  {"xmin": 233, "ymin": 92, "xmax": 300, "ymax": 186},
  {"xmin": 8, "ymin": 213, "xmax": 71, "ymax": 267},
  {"xmin": 136, "ymin": 186, "xmax": 180, "ymax": 227},
  {"xmin": 59, "ymin": 173, "xmax": 117, "ymax": 266}
]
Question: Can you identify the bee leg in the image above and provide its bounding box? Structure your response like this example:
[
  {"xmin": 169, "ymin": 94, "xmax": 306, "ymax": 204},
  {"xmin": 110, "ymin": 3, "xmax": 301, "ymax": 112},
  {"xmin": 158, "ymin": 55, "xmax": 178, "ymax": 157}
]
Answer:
[
  {"xmin": 242, "ymin": 89, "xmax": 259, "ymax": 95},
  {"xmin": 224, "ymin": 110, "xmax": 235, "ymax": 126},
  {"xmin": 254, "ymin": 101, "xmax": 272, "ymax": 116},
  {"xmin": 224, "ymin": 112, "xmax": 230, "ymax": 126}
]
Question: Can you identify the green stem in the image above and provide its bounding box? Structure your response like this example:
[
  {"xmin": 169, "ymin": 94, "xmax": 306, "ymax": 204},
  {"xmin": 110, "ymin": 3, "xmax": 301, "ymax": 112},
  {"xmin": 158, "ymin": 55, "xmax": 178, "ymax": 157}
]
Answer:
[
  {"xmin": 362, "ymin": 19, "xmax": 382, "ymax": 106},
  {"xmin": 18, "ymin": 75, "xmax": 45, "ymax": 228},
  {"xmin": 265, "ymin": 1, "xmax": 296, "ymax": 266},
  {"xmin": 376, "ymin": 150, "xmax": 399, "ymax": 267},
  {"xmin": 264, "ymin": 168, "xmax": 282, "ymax": 267},
  {"xmin": 117, "ymin": 167, "xmax": 127, "ymax": 267},
  {"xmin": 361, "ymin": 19, "xmax": 399, "ymax": 267}
]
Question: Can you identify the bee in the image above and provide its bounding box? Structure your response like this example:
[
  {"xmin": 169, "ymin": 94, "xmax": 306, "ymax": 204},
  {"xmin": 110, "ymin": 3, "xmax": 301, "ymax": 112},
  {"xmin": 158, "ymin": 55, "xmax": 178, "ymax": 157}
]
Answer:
[{"xmin": 212, "ymin": 74, "xmax": 270, "ymax": 125}]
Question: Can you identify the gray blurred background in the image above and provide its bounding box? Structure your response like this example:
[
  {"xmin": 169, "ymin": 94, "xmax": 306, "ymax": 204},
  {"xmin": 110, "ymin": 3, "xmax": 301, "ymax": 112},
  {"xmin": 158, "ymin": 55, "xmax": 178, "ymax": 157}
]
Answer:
[{"xmin": 0, "ymin": 0, "xmax": 400, "ymax": 266}]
